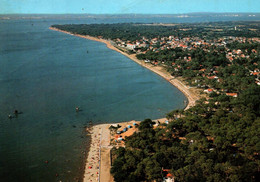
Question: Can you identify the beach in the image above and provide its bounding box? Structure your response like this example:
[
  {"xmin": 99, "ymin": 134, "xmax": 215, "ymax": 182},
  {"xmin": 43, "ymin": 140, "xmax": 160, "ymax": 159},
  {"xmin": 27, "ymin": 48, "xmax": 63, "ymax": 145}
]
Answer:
[
  {"xmin": 49, "ymin": 27, "xmax": 200, "ymax": 182},
  {"xmin": 83, "ymin": 120, "xmax": 144, "ymax": 182},
  {"xmin": 49, "ymin": 27, "xmax": 199, "ymax": 110},
  {"xmin": 83, "ymin": 124, "xmax": 114, "ymax": 182}
]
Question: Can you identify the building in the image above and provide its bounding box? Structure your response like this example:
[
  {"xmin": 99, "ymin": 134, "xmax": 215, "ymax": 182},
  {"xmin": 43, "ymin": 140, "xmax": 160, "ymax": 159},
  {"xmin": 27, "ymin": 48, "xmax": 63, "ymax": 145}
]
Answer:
[
  {"xmin": 226, "ymin": 93, "xmax": 238, "ymax": 97},
  {"xmin": 126, "ymin": 43, "xmax": 136, "ymax": 50}
]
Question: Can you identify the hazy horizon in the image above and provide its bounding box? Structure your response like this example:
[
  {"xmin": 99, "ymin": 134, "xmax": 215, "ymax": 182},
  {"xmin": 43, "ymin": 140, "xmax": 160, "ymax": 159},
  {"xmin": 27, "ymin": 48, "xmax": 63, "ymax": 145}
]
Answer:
[
  {"xmin": 1, "ymin": 12, "xmax": 260, "ymax": 15},
  {"xmin": 1, "ymin": 0, "xmax": 259, "ymax": 14}
]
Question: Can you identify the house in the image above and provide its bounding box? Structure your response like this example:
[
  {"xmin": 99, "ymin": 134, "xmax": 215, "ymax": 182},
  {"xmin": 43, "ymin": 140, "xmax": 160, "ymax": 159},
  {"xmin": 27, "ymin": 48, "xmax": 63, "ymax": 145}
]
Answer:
[
  {"xmin": 199, "ymin": 68, "xmax": 206, "ymax": 72},
  {"xmin": 151, "ymin": 38, "xmax": 158, "ymax": 43},
  {"xmin": 234, "ymin": 49, "xmax": 242, "ymax": 55},
  {"xmin": 163, "ymin": 169, "xmax": 174, "ymax": 182},
  {"xmin": 139, "ymin": 43, "xmax": 148, "ymax": 48},
  {"xmin": 181, "ymin": 45, "xmax": 188, "ymax": 49},
  {"xmin": 207, "ymin": 76, "xmax": 218, "ymax": 79},
  {"xmin": 251, "ymin": 72, "xmax": 259, "ymax": 76},
  {"xmin": 164, "ymin": 174, "xmax": 174, "ymax": 182},
  {"xmin": 126, "ymin": 43, "xmax": 136, "ymax": 50},
  {"xmin": 217, "ymin": 78, "xmax": 223, "ymax": 83},
  {"xmin": 228, "ymin": 57, "xmax": 234, "ymax": 61},
  {"xmin": 240, "ymin": 54, "xmax": 246, "ymax": 58},
  {"xmin": 152, "ymin": 61, "xmax": 159, "ymax": 65},
  {"xmin": 226, "ymin": 93, "xmax": 238, "ymax": 97},
  {"xmin": 213, "ymin": 71, "xmax": 219, "ymax": 74},
  {"xmin": 204, "ymin": 88, "xmax": 213, "ymax": 93}
]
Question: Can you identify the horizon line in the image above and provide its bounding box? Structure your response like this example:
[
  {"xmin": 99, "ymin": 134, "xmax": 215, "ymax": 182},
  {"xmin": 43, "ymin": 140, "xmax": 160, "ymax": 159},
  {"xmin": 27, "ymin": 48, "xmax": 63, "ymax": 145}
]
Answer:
[{"xmin": 1, "ymin": 12, "xmax": 260, "ymax": 15}]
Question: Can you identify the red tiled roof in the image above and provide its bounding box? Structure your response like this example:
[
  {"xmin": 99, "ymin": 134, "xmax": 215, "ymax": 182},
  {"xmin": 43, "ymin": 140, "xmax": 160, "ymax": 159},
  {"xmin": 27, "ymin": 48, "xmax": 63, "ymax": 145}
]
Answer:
[
  {"xmin": 207, "ymin": 76, "xmax": 217, "ymax": 79},
  {"xmin": 226, "ymin": 93, "xmax": 238, "ymax": 97},
  {"xmin": 167, "ymin": 173, "xmax": 173, "ymax": 177},
  {"xmin": 199, "ymin": 68, "xmax": 206, "ymax": 72},
  {"xmin": 163, "ymin": 169, "xmax": 170, "ymax": 172}
]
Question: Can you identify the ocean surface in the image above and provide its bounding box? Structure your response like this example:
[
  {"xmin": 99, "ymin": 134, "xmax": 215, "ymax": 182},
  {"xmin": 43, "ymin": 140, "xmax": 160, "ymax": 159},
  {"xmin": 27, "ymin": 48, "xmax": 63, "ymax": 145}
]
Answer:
[{"xmin": 0, "ymin": 15, "xmax": 258, "ymax": 181}]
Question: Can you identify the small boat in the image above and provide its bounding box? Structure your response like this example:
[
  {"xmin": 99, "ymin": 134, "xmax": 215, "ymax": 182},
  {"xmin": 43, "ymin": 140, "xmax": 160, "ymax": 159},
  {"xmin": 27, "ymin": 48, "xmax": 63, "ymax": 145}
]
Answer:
[{"xmin": 76, "ymin": 107, "xmax": 80, "ymax": 112}]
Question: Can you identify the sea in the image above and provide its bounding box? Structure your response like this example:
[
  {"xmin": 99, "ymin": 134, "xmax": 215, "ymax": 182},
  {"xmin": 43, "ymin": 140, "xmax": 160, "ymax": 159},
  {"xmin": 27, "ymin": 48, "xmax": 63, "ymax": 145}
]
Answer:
[{"xmin": 0, "ymin": 14, "xmax": 259, "ymax": 181}]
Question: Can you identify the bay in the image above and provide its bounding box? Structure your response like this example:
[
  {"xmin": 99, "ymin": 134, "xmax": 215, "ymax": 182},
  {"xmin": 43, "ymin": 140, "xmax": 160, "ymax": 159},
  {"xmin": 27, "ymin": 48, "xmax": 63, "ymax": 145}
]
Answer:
[{"xmin": 0, "ymin": 17, "xmax": 187, "ymax": 181}]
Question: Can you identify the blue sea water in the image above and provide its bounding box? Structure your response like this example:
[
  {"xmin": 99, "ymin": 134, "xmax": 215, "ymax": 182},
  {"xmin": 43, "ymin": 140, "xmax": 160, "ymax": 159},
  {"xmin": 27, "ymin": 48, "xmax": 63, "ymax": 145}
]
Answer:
[
  {"xmin": 1, "ymin": 14, "xmax": 259, "ymax": 181},
  {"xmin": 0, "ymin": 17, "xmax": 188, "ymax": 181}
]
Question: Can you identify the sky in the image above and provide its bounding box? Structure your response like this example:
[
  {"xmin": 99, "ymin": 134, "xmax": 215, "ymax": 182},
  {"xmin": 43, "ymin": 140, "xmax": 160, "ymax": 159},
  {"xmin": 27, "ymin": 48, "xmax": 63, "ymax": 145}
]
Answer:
[{"xmin": 0, "ymin": 0, "xmax": 259, "ymax": 14}]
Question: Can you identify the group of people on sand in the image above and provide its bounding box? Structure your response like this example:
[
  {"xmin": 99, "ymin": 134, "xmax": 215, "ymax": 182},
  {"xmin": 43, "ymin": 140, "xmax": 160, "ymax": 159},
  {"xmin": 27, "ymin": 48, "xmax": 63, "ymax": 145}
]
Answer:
[{"xmin": 84, "ymin": 128, "xmax": 102, "ymax": 181}]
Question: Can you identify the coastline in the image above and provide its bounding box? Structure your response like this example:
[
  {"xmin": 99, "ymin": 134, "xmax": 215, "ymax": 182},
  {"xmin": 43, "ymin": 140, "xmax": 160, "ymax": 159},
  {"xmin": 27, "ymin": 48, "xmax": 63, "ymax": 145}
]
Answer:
[
  {"xmin": 49, "ymin": 27, "xmax": 200, "ymax": 182},
  {"xmin": 49, "ymin": 27, "xmax": 199, "ymax": 110}
]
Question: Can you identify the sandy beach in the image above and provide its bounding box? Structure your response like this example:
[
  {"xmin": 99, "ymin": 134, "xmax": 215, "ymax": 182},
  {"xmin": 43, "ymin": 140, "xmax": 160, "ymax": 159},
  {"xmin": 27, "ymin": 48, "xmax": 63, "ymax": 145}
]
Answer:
[
  {"xmin": 49, "ymin": 27, "xmax": 200, "ymax": 182},
  {"xmin": 83, "ymin": 124, "xmax": 114, "ymax": 182},
  {"xmin": 83, "ymin": 120, "xmax": 141, "ymax": 182}
]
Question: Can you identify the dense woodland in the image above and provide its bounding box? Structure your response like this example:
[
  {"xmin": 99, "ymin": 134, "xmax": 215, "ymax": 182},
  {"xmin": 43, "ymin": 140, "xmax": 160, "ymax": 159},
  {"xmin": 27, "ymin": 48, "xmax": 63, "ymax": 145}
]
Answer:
[
  {"xmin": 111, "ymin": 89, "xmax": 260, "ymax": 181},
  {"xmin": 52, "ymin": 22, "xmax": 260, "ymax": 181},
  {"xmin": 137, "ymin": 42, "xmax": 260, "ymax": 93},
  {"xmin": 52, "ymin": 21, "xmax": 260, "ymax": 41}
]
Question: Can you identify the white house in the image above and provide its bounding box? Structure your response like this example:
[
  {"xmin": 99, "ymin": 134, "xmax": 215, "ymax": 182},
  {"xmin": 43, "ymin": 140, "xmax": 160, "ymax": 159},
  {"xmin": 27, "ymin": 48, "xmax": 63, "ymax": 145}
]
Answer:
[{"xmin": 126, "ymin": 43, "xmax": 136, "ymax": 50}]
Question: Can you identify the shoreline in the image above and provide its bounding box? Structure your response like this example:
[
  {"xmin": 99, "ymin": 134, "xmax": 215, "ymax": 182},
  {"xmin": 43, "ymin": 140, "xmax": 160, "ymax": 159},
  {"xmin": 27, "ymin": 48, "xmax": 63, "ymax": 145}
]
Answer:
[
  {"xmin": 49, "ymin": 27, "xmax": 200, "ymax": 182},
  {"xmin": 49, "ymin": 27, "xmax": 199, "ymax": 110}
]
